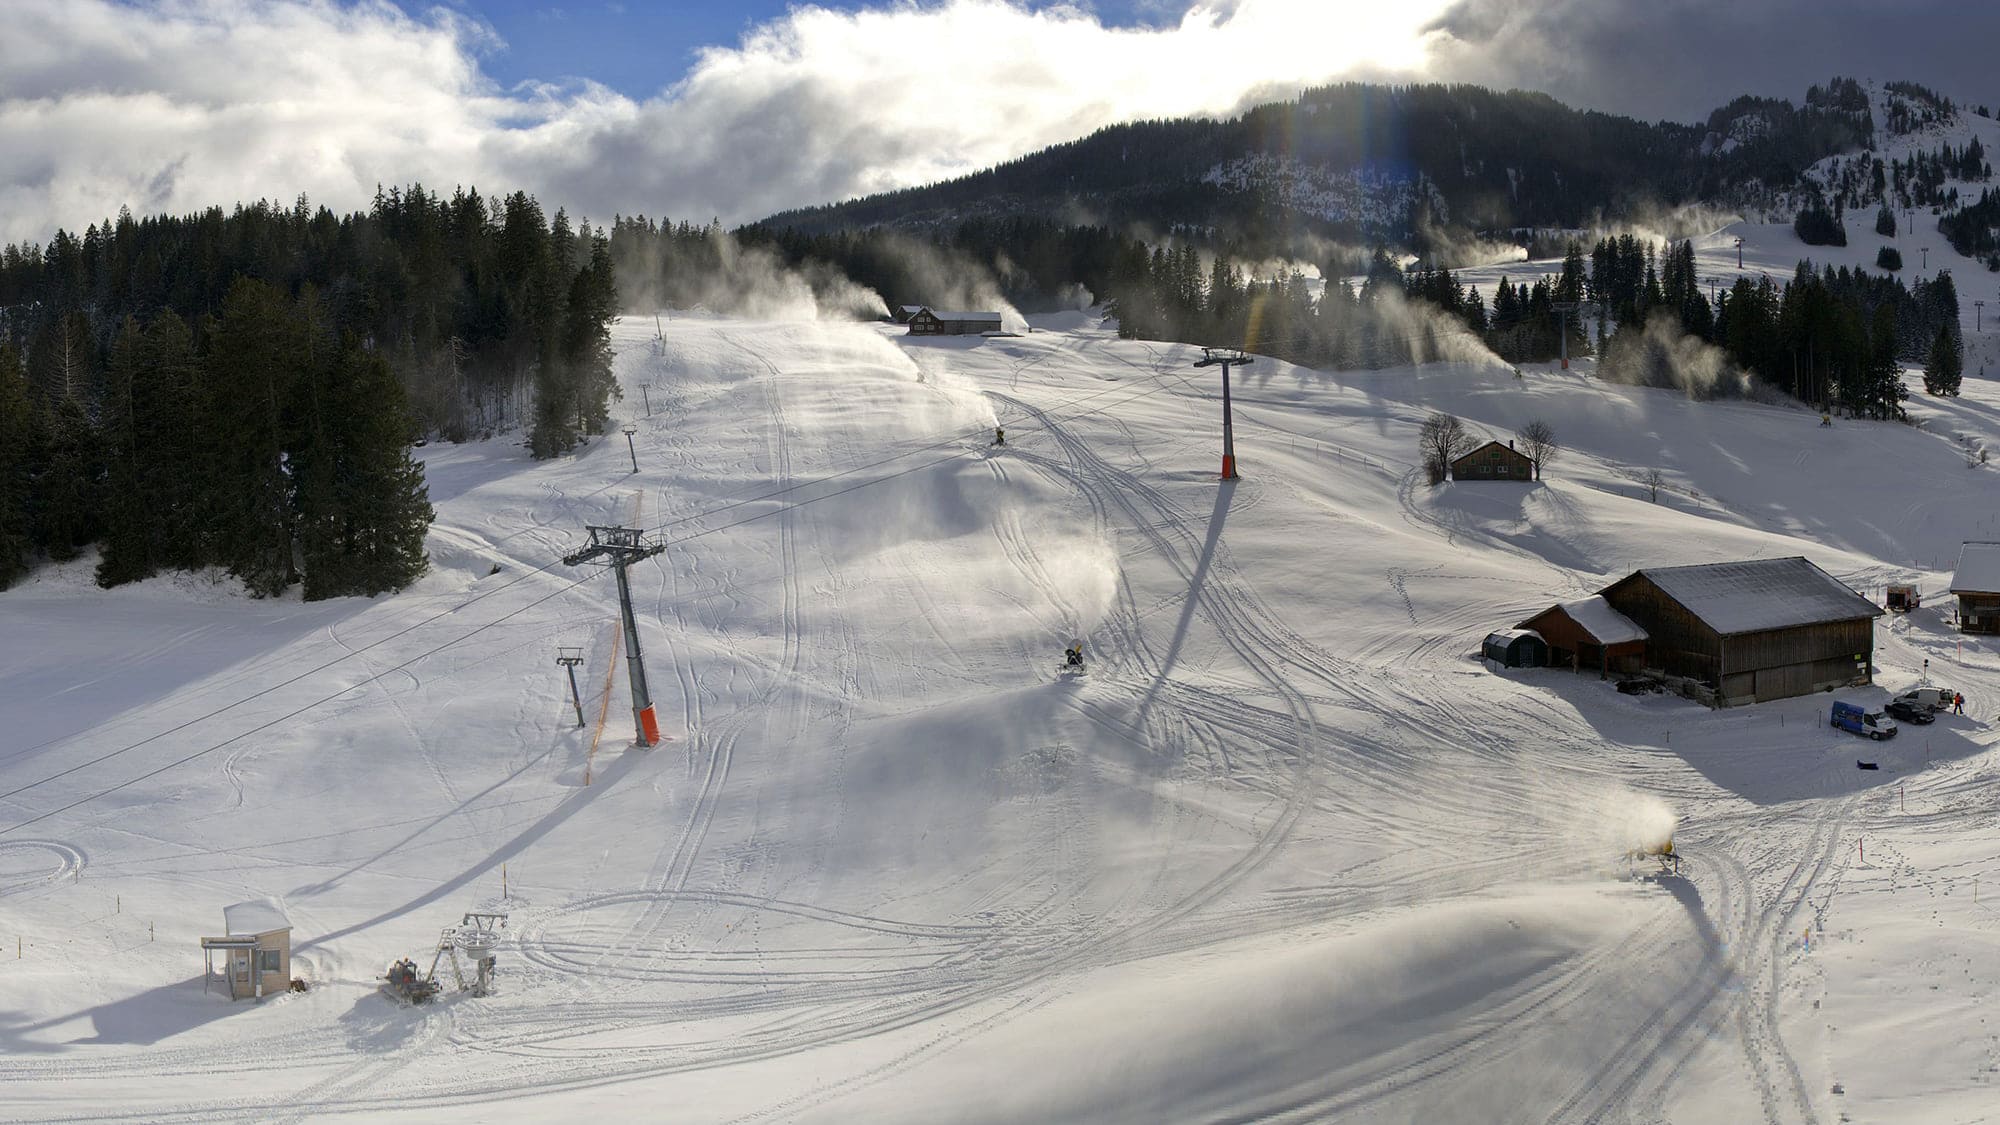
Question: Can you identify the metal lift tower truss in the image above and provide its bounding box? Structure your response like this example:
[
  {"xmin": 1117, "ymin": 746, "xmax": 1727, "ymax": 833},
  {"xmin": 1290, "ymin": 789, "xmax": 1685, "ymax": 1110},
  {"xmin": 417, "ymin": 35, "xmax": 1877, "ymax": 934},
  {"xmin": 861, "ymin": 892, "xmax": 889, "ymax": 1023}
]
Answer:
[
  {"xmin": 563, "ymin": 525, "xmax": 666, "ymax": 746},
  {"xmin": 1194, "ymin": 347, "xmax": 1254, "ymax": 480}
]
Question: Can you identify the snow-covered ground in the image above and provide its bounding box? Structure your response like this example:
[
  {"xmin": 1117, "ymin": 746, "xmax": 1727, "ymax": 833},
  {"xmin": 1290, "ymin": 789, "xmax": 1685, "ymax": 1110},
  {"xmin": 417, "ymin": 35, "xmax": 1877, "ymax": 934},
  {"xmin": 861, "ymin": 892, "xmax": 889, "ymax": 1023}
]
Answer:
[{"xmin": 4, "ymin": 286, "xmax": 2000, "ymax": 1121}]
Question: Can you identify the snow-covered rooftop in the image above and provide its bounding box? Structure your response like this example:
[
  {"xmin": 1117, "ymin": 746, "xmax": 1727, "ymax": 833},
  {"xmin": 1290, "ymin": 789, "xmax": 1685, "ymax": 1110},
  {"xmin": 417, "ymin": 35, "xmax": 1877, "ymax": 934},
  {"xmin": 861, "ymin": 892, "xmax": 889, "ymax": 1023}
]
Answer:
[
  {"xmin": 1485, "ymin": 628, "xmax": 1542, "ymax": 644},
  {"xmin": 1556, "ymin": 596, "xmax": 1648, "ymax": 645},
  {"xmin": 1949, "ymin": 541, "xmax": 2000, "ymax": 594},
  {"xmin": 918, "ymin": 310, "xmax": 1002, "ymax": 321},
  {"xmin": 223, "ymin": 899, "xmax": 291, "ymax": 937},
  {"xmin": 1616, "ymin": 557, "xmax": 1879, "ymax": 636}
]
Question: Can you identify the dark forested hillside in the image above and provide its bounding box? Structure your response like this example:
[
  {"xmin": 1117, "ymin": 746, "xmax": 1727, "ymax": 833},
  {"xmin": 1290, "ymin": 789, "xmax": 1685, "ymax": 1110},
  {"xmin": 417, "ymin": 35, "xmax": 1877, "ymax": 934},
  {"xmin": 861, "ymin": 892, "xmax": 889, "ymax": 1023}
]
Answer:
[
  {"xmin": 760, "ymin": 81, "xmax": 1877, "ymax": 255},
  {"xmin": 0, "ymin": 186, "xmax": 619, "ymax": 595}
]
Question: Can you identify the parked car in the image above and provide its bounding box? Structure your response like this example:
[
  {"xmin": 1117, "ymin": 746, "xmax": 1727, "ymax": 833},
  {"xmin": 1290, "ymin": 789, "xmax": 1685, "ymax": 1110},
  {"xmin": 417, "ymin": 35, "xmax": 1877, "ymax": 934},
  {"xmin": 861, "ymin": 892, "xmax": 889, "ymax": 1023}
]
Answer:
[
  {"xmin": 1892, "ymin": 686, "xmax": 1954, "ymax": 714},
  {"xmin": 1831, "ymin": 700, "xmax": 1899, "ymax": 740},
  {"xmin": 1885, "ymin": 698, "xmax": 1936, "ymax": 725}
]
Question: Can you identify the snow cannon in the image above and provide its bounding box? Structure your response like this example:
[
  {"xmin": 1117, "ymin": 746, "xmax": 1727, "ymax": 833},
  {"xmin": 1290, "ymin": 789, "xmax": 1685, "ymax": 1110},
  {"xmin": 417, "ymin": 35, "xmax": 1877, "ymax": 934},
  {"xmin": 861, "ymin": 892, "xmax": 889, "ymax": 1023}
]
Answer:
[{"xmin": 1625, "ymin": 837, "xmax": 1683, "ymax": 877}]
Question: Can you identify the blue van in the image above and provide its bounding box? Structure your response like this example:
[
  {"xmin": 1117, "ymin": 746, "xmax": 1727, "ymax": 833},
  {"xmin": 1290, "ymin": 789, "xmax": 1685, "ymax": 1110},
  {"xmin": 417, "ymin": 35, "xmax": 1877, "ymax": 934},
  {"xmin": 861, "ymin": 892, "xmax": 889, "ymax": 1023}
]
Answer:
[{"xmin": 1831, "ymin": 700, "xmax": 1899, "ymax": 740}]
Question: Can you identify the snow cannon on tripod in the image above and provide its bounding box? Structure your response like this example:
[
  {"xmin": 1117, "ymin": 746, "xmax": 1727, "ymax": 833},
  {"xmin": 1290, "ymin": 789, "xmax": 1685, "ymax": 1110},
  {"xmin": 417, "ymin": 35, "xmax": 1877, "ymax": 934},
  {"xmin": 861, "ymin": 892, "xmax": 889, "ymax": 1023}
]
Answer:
[{"xmin": 1625, "ymin": 836, "xmax": 1683, "ymax": 878}]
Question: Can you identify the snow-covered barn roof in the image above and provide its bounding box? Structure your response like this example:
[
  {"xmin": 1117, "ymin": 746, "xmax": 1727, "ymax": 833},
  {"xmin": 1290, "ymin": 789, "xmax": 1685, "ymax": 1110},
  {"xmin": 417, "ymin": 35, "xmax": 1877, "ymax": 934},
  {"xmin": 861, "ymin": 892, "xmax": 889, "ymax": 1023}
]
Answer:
[
  {"xmin": 223, "ymin": 899, "xmax": 291, "ymax": 937},
  {"xmin": 920, "ymin": 310, "xmax": 1002, "ymax": 322},
  {"xmin": 1485, "ymin": 628, "xmax": 1543, "ymax": 645},
  {"xmin": 1554, "ymin": 596, "xmax": 1648, "ymax": 644},
  {"xmin": 1613, "ymin": 557, "xmax": 1879, "ymax": 636},
  {"xmin": 1949, "ymin": 541, "xmax": 2000, "ymax": 594}
]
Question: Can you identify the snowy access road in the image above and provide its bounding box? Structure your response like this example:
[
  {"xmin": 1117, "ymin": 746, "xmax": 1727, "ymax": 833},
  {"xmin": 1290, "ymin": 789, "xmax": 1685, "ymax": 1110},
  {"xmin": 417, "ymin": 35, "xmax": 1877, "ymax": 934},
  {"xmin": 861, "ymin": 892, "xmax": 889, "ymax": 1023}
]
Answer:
[{"xmin": 3, "ymin": 305, "xmax": 1999, "ymax": 1123}]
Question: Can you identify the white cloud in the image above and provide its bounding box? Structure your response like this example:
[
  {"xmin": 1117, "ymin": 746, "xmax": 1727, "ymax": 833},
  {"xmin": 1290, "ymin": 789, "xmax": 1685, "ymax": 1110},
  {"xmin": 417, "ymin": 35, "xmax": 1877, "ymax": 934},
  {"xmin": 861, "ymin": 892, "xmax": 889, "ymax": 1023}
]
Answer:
[{"xmin": 0, "ymin": 0, "xmax": 1452, "ymax": 244}]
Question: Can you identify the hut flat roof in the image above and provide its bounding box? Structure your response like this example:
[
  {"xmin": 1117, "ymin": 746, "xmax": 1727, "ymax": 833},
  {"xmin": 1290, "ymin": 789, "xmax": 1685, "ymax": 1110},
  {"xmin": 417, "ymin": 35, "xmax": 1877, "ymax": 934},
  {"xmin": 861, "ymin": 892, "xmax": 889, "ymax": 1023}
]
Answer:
[{"xmin": 223, "ymin": 899, "xmax": 291, "ymax": 937}]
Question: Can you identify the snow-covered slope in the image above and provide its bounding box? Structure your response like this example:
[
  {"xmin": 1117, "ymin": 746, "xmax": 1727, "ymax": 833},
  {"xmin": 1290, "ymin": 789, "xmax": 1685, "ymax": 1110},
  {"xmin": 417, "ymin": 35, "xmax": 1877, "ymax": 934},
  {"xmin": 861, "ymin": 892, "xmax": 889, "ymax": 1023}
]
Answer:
[{"xmin": 3, "ymin": 310, "xmax": 1999, "ymax": 1122}]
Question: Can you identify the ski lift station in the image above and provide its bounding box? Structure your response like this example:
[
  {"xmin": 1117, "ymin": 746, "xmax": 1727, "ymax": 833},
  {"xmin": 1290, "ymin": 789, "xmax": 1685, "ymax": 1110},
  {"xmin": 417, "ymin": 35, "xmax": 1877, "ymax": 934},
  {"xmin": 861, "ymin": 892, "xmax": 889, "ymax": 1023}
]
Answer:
[{"xmin": 199, "ymin": 900, "xmax": 292, "ymax": 1000}]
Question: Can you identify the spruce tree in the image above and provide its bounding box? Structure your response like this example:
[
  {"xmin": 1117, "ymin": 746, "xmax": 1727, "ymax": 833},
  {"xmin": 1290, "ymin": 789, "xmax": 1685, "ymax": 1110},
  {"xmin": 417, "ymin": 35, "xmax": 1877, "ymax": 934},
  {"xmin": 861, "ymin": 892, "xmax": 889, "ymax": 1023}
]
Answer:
[
  {"xmin": 95, "ymin": 318, "xmax": 155, "ymax": 586},
  {"xmin": 205, "ymin": 277, "xmax": 300, "ymax": 596},
  {"xmin": 0, "ymin": 345, "xmax": 36, "ymax": 588},
  {"xmin": 1924, "ymin": 324, "xmax": 1963, "ymax": 395},
  {"xmin": 295, "ymin": 338, "xmax": 433, "ymax": 599},
  {"xmin": 1875, "ymin": 204, "xmax": 1896, "ymax": 237}
]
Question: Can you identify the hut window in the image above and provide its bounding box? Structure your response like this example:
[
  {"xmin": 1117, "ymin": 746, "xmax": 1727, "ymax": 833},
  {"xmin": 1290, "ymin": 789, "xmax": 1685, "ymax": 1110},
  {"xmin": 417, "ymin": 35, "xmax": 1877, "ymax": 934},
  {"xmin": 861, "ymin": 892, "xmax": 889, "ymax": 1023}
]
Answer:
[{"xmin": 258, "ymin": 950, "xmax": 281, "ymax": 972}]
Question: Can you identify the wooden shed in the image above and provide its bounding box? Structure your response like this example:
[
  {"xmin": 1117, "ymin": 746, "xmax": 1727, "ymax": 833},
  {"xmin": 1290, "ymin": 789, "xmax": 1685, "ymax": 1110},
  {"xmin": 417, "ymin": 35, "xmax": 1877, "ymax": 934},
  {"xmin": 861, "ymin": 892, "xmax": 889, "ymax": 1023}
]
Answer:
[
  {"xmin": 1451, "ymin": 440, "xmax": 1537, "ymax": 482},
  {"xmin": 1482, "ymin": 628, "xmax": 1548, "ymax": 668},
  {"xmin": 907, "ymin": 308, "xmax": 1002, "ymax": 336},
  {"xmin": 1948, "ymin": 541, "xmax": 2000, "ymax": 635},
  {"xmin": 1518, "ymin": 595, "xmax": 1648, "ymax": 678},
  {"xmin": 201, "ymin": 900, "xmax": 292, "ymax": 1000},
  {"xmin": 1598, "ymin": 557, "xmax": 1880, "ymax": 706}
]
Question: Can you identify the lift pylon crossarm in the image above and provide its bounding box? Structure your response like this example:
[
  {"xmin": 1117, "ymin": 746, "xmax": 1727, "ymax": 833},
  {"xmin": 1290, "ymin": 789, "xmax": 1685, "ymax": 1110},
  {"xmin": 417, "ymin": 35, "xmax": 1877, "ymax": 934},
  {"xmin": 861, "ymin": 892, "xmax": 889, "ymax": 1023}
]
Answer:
[
  {"xmin": 562, "ymin": 525, "xmax": 664, "ymax": 567},
  {"xmin": 1193, "ymin": 347, "xmax": 1254, "ymax": 368}
]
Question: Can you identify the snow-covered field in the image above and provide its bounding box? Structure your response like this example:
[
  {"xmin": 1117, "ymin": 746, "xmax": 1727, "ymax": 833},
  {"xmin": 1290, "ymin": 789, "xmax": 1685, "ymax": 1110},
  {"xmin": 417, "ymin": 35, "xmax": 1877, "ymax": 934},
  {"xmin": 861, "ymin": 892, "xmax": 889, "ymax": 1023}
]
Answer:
[{"xmin": 4, "ymin": 287, "xmax": 2000, "ymax": 1121}]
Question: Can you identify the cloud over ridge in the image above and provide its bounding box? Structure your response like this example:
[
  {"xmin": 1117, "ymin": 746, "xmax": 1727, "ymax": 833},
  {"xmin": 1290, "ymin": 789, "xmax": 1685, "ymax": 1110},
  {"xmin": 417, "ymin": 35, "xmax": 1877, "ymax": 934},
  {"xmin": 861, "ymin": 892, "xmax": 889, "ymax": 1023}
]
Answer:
[{"xmin": 0, "ymin": 0, "xmax": 1447, "ymax": 243}]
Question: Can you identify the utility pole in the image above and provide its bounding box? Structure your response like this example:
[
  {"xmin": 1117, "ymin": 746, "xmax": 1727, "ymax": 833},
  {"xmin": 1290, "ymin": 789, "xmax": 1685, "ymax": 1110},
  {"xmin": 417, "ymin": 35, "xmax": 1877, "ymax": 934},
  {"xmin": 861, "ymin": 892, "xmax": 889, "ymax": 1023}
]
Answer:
[
  {"xmin": 623, "ymin": 425, "xmax": 640, "ymax": 474},
  {"xmin": 1735, "ymin": 237, "xmax": 1744, "ymax": 269},
  {"xmin": 640, "ymin": 384, "xmax": 653, "ymax": 418},
  {"xmin": 1922, "ymin": 246, "xmax": 1931, "ymax": 270},
  {"xmin": 563, "ymin": 527, "xmax": 666, "ymax": 747},
  {"xmin": 556, "ymin": 647, "xmax": 586, "ymax": 728},
  {"xmin": 1978, "ymin": 300, "xmax": 1986, "ymax": 333},
  {"xmin": 1553, "ymin": 301, "xmax": 1581, "ymax": 370},
  {"xmin": 1194, "ymin": 347, "xmax": 1252, "ymax": 480}
]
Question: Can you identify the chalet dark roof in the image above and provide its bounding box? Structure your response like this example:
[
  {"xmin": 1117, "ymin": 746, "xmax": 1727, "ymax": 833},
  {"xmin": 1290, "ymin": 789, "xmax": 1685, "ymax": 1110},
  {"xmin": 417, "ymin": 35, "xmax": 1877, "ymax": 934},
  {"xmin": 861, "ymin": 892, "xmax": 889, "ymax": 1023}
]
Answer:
[
  {"xmin": 918, "ymin": 310, "xmax": 1002, "ymax": 322},
  {"xmin": 1451, "ymin": 440, "xmax": 1533, "ymax": 466},
  {"xmin": 1612, "ymin": 557, "xmax": 1880, "ymax": 636}
]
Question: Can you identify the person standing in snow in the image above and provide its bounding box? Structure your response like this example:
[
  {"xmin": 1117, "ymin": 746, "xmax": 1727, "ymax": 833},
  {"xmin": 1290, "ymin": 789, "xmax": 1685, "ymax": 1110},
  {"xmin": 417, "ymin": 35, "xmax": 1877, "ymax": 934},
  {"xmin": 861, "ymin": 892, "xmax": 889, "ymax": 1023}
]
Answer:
[
  {"xmin": 993, "ymin": 427, "xmax": 1006, "ymax": 446},
  {"xmin": 1954, "ymin": 692, "xmax": 1965, "ymax": 714}
]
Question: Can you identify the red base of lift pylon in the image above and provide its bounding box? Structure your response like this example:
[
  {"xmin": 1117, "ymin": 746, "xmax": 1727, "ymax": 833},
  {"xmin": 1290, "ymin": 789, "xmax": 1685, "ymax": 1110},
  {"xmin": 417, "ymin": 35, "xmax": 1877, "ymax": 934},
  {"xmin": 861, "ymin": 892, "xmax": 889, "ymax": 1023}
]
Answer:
[{"xmin": 1220, "ymin": 455, "xmax": 1237, "ymax": 480}]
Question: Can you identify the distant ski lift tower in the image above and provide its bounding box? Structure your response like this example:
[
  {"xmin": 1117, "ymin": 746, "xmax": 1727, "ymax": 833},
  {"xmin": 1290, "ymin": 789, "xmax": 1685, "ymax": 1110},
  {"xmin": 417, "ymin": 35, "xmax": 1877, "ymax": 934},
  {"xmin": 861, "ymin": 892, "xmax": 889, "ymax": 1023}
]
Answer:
[
  {"xmin": 556, "ymin": 646, "xmax": 586, "ymax": 729},
  {"xmin": 1194, "ymin": 347, "xmax": 1253, "ymax": 480},
  {"xmin": 563, "ymin": 526, "xmax": 666, "ymax": 746},
  {"xmin": 1978, "ymin": 301, "xmax": 1986, "ymax": 333},
  {"xmin": 1735, "ymin": 237, "xmax": 1744, "ymax": 269},
  {"xmin": 1553, "ymin": 301, "xmax": 1581, "ymax": 370},
  {"xmin": 623, "ymin": 425, "xmax": 640, "ymax": 474}
]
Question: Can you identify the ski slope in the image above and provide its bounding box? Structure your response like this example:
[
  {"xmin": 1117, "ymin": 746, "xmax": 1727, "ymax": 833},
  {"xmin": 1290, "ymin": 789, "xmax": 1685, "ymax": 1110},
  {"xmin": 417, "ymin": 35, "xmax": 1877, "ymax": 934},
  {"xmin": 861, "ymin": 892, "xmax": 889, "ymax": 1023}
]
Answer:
[{"xmin": 3, "ymin": 298, "xmax": 2000, "ymax": 1122}]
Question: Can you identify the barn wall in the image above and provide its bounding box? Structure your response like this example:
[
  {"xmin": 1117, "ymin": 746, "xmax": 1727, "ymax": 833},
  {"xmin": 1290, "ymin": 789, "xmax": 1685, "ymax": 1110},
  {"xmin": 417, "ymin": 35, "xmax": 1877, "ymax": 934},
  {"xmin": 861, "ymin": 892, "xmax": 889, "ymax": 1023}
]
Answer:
[
  {"xmin": 1724, "ymin": 619, "xmax": 1873, "ymax": 673},
  {"xmin": 1960, "ymin": 594, "xmax": 2000, "ymax": 634},
  {"xmin": 1452, "ymin": 445, "xmax": 1536, "ymax": 481},
  {"xmin": 1601, "ymin": 575, "xmax": 1722, "ymax": 682}
]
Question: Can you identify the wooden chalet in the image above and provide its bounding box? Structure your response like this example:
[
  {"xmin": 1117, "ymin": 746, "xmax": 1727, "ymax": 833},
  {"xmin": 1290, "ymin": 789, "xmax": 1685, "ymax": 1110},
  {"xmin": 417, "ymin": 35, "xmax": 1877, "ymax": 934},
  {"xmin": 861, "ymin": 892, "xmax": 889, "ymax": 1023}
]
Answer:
[
  {"xmin": 1949, "ymin": 541, "xmax": 2000, "ymax": 635},
  {"xmin": 1598, "ymin": 557, "xmax": 1880, "ymax": 705},
  {"xmin": 1518, "ymin": 595, "xmax": 1648, "ymax": 678},
  {"xmin": 1451, "ymin": 440, "xmax": 1536, "ymax": 482},
  {"xmin": 906, "ymin": 308, "xmax": 1002, "ymax": 336}
]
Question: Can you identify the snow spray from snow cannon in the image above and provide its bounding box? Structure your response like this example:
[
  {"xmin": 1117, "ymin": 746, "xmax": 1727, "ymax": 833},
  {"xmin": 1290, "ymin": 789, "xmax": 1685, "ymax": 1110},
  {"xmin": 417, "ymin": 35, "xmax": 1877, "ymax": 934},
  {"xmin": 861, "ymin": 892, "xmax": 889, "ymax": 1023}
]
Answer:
[{"xmin": 1552, "ymin": 786, "xmax": 1680, "ymax": 877}]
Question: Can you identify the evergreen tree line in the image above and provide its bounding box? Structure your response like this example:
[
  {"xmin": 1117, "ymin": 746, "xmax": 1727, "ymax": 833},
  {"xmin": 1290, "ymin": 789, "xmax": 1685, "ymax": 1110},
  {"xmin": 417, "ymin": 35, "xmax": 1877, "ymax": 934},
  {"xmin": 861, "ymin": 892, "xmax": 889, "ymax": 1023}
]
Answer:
[
  {"xmin": 0, "ymin": 186, "xmax": 620, "ymax": 454},
  {"xmin": 1105, "ymin": 243, "xmax": 1590, "ymax": 369},
  {"xmin": 1939, "ymin": 187, "xmax": 2000, "ymax": 270},
  {"xmin": 0, "ymin": 279, "xmax": 433, "ymax": 597}
]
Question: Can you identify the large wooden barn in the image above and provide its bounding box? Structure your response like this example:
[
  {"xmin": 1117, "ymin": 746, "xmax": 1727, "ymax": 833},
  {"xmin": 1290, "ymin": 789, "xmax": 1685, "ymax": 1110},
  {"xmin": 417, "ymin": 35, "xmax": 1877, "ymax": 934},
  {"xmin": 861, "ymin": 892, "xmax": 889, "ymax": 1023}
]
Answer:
[
  {"xmin": 1949, "ymin": 541, "xmax": 2000, "ymax": 635},
  {"xmin": 1451, "ymin": 440, "xmax": 1537, "ymax": 481},
  {"xmin": 1598, "ymin": 557, "xmax": 1880, "ymax": 705}
]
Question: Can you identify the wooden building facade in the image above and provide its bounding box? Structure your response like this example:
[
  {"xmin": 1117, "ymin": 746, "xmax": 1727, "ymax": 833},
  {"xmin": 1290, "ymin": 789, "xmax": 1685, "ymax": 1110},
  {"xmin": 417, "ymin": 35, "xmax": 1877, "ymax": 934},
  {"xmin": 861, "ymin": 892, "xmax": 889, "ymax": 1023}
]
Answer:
[
  {"xmin": 906, "ymin": 308, "xmax": 1003, "ymax": 336},
  {"xmin": 1598, "ymin": 557, "xmax": 1879, "ymax": 706},
  {"xmin": 1451, "ymin": 440, "xmax": 1537, "ymax": 481},
  {"xmin": 1517, "ymin": 596, "xmax": 1647, "ymax": 678},
  {"xmin": 1949, "ymin": 541, "xmax": 2000, "ymax": 635}
]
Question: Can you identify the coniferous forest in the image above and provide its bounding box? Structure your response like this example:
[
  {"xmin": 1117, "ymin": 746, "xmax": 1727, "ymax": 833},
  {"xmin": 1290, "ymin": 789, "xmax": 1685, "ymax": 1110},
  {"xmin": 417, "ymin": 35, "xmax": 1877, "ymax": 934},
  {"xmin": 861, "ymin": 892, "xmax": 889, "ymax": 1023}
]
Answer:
[{"xmin": 0, "ymin": 186, "xmax": 619, "ymax": 595}]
